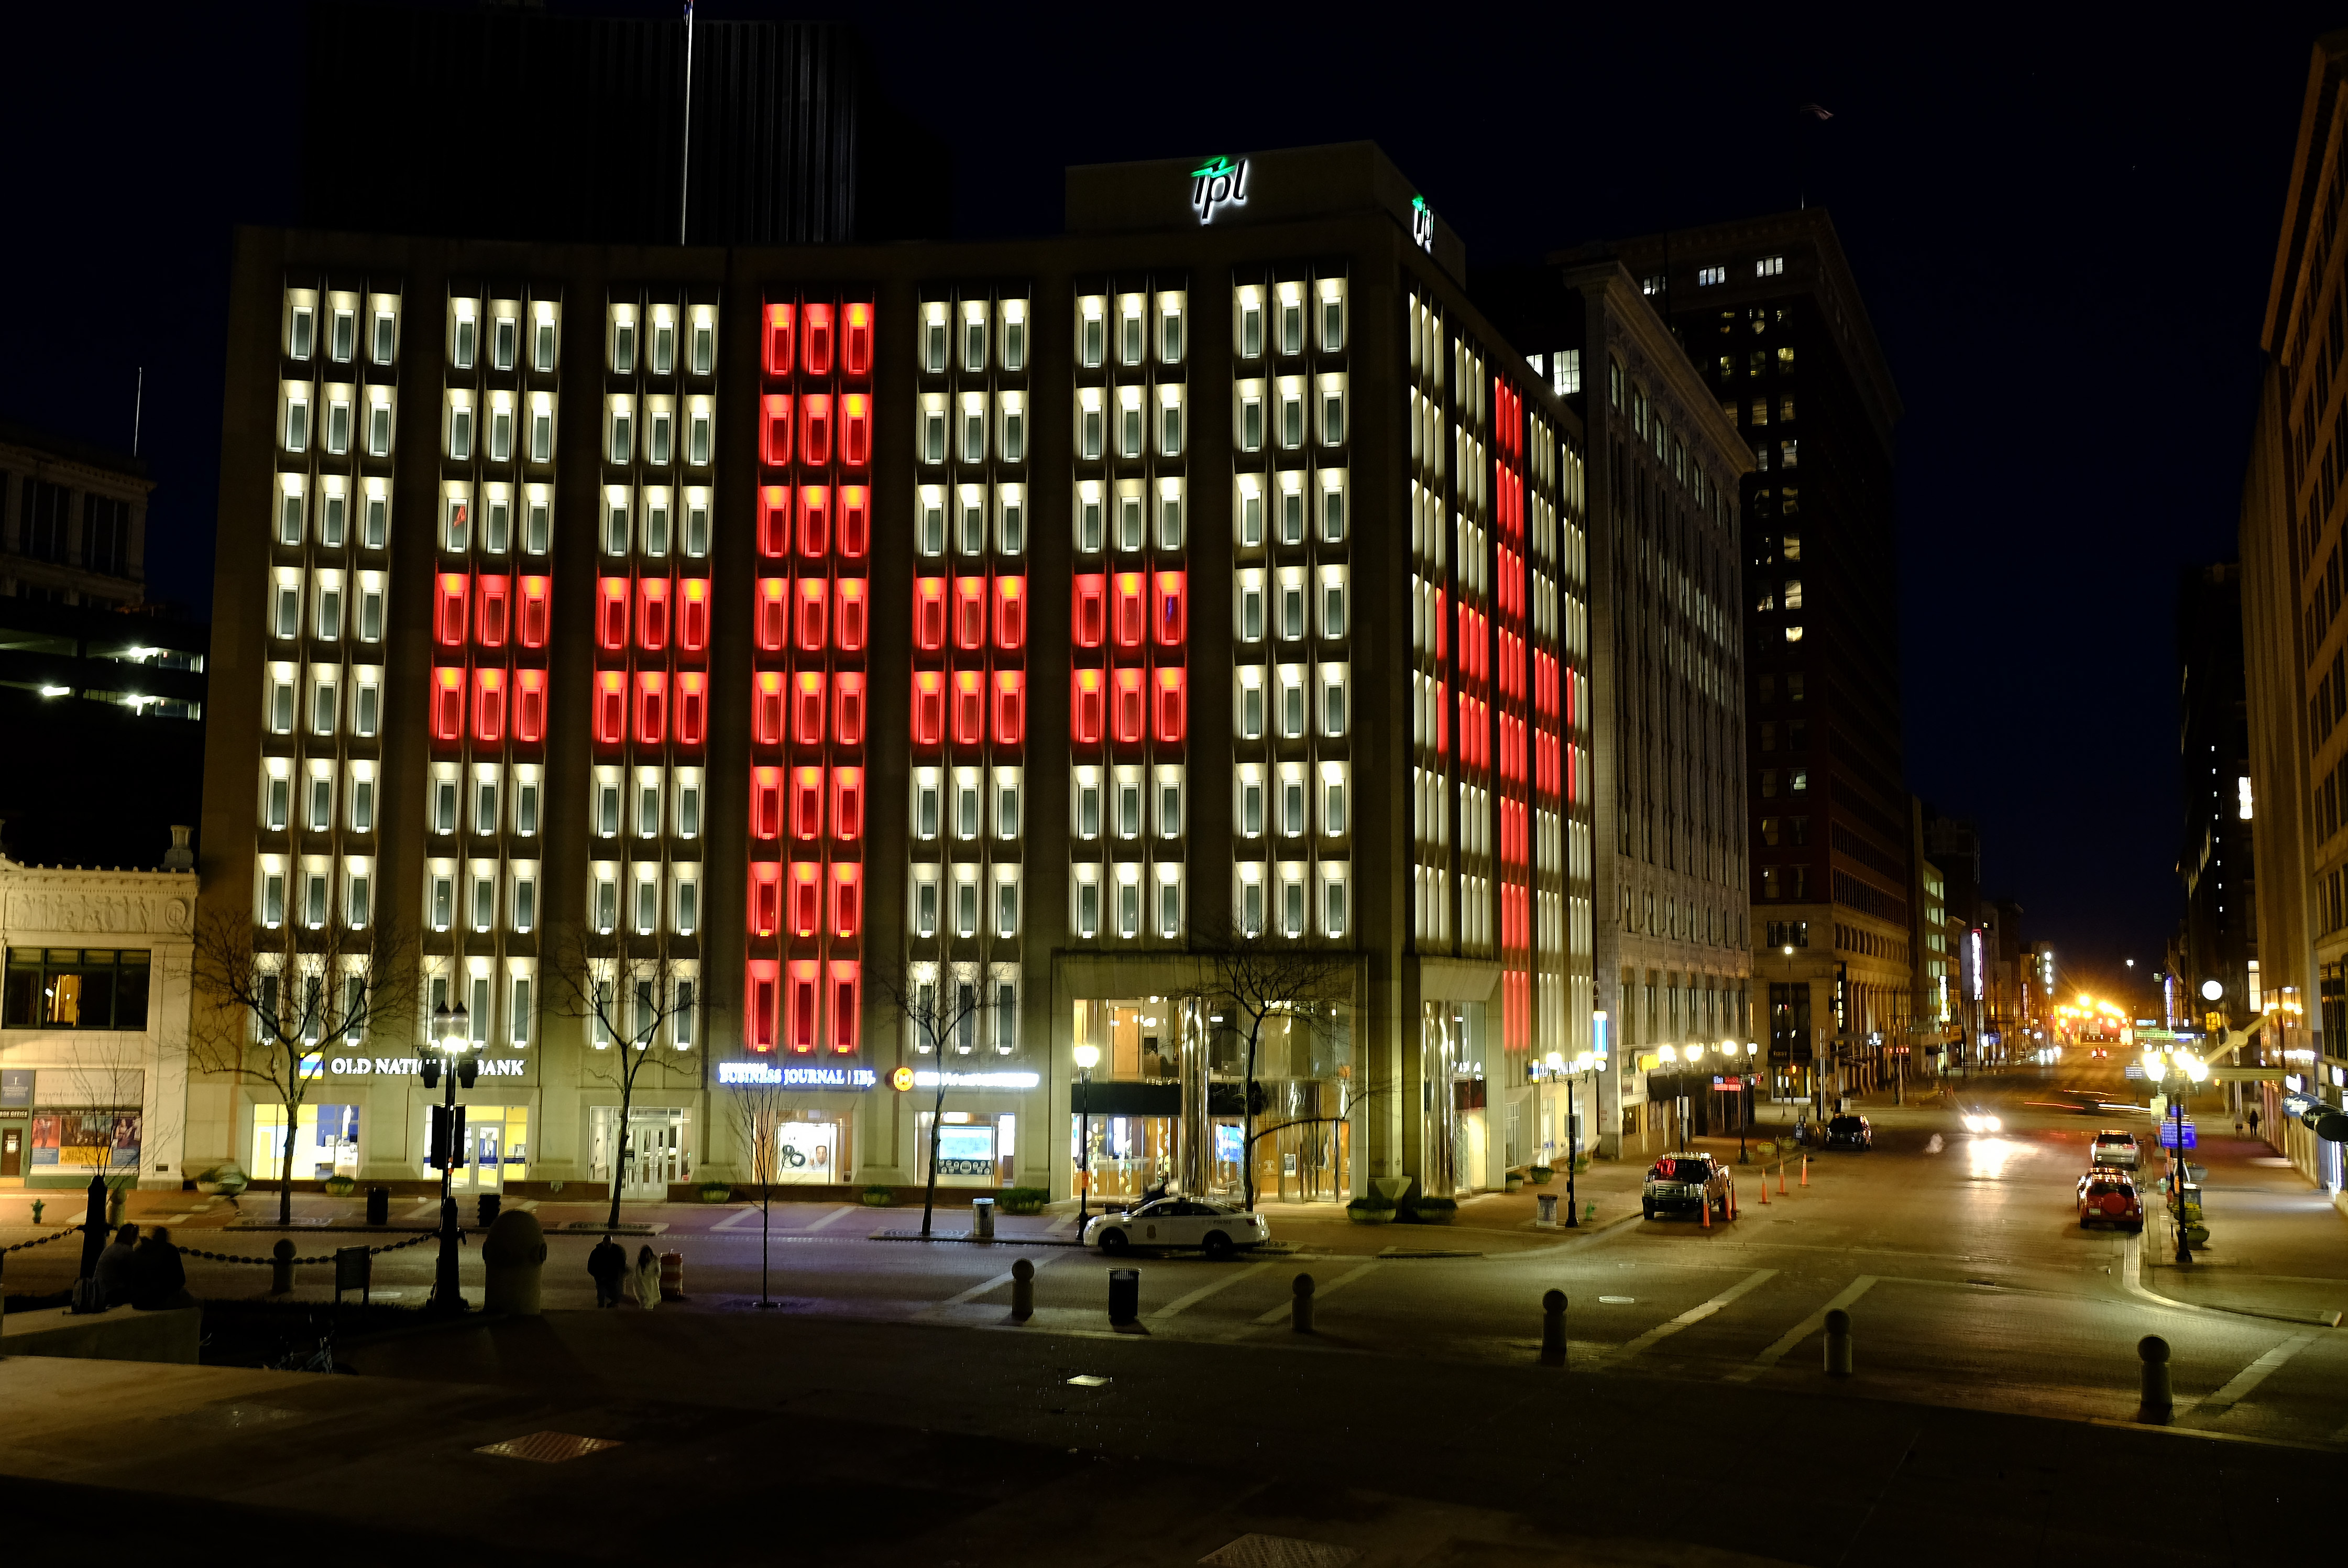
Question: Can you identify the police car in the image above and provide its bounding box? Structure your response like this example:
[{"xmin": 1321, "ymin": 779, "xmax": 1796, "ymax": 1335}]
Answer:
[{"xmin": 1082, "ymin": 1197, "xmax": 1271, "ymax": 1260}]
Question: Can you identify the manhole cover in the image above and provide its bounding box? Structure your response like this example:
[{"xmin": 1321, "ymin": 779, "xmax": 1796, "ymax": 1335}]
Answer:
[
  {"xmin": 474, "ymin": 1431, "xmax": 622, "ymax": 1463},
  {"xmin": 1200, "ymin": 1535, "xmax": 1360, "ymax": 1568},
  {"xmin": 1598, "ymin": 1295, "xmax": 1637, "ymax": 1303}
]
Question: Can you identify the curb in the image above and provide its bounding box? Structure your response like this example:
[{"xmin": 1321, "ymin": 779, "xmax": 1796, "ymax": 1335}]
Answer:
[
  {"xmin": 2123, "ymin": 1230, "xmax": 2344, "ymax": 1328},
  {"xmin": 869, "ymin": 1231, "xmax": 1082, "ymax": 1247}
]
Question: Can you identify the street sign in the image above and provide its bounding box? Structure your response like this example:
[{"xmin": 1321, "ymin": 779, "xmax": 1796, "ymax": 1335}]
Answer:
[
  {"xmin": 1711, "ymin": 1075, "xmax": 1743, "ymax": 1090},
  {"xmin": 2156, "ymin": 1119, "xmax": 2198, "ymax": 1149}
]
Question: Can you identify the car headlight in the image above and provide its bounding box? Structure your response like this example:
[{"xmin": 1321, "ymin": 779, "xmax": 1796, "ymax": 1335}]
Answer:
[
  {"xmin": 1961, "ymin": 1115, "xmax": 1980, "ymax": 1131},
  {"xmin": 1985, "ymin": 1116, "xmax": 2002, "ymax": 1132}
]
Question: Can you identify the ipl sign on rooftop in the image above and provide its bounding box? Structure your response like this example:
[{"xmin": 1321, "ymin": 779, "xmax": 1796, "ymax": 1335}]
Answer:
[{"xmin": 1191, "ymin": 155, "xmax": 1249, "ymax": 224}]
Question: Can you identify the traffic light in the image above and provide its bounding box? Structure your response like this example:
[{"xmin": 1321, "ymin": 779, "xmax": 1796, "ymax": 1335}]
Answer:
[
  {"xmin": 2204, "ymin": 1011, "xmax": 2224, "ymax": 1033},
  {"xmin": 428, "ymin": 1105, "xmax": 469, "ymax": 1170}
]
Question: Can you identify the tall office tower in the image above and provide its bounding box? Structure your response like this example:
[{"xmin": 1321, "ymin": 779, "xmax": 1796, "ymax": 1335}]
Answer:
[
  {"xmin": 1582, "ymin": 211, "xmax": 1907, "ymax": 1107},
  {"xmin": 1475, "ymin": 265, "xmax": 1754, "ymax": 1156},
  {"xmin": 2241, "ymin": 30, "xmax": 2348, "ymax": 1180},
  {"xmin": 2177, "ymin": 564, "xmax": 2256, "ymax": 1030},
  {"xmin": 194, "ymin": 142, "xmax": 1594, "ymax": 1209},
  {"xmin": 299, "ymin": 5, "xmax": 947, "ymax": 247}
]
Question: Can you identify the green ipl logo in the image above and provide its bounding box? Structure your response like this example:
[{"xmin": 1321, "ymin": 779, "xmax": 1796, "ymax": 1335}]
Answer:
[{"xmin": 1191, "ymin": 154, "xmax": 1250, "ymax": 224}]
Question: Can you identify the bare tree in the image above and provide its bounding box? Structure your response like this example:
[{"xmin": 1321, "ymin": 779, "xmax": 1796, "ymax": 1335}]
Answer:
[
  {"xmin": 544, "ymin": 917, "xmax": 705, "ymax": 1232},
  {"xmin": 869, "ymin": 947, "xmax": 1010, "ymax": 1238},
  {"xmin": 726, "ymin": 1076, "xmax": 798, "ymax": 1307},
  {"xmin": 188, "ymin": 910, "xmax": 419, "ymax": 1227},
  {"xmin": 1178, "ymin": 916, "xmax": 1360, "ymax": 1211}
]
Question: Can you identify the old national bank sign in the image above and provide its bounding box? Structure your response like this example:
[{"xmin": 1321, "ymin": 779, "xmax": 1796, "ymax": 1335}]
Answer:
[{"xmin": 319, "ymin": 1053, "xmax": 528, "ymax": 1079}]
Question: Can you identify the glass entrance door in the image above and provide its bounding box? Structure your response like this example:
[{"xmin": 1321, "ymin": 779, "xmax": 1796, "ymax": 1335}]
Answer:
[{"xmin": 469, "ymin": 1123, "xmax": 504, "ymax": 1193}]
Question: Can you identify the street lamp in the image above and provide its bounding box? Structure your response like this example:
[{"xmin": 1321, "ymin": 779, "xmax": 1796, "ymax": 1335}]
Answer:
[
  {"xmin": 1072, "ymin": 1042, "xmax": 1099, "ymax": 1224},
  {"xmin": 423, "ymin": 999, "xmax": 471, "ymax": 1312}
]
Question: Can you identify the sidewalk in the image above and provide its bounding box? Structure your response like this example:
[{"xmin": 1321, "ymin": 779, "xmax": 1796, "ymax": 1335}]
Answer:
[{"xmin": 2141, "ymin": 1128, "xmax": 2348, "ymax": 1324}]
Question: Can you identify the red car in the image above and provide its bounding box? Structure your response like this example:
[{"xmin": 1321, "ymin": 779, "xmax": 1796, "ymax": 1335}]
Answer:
[{"xmin": 2077, "ymin": 1169, "xmax": 2143, "ymax": 1232}]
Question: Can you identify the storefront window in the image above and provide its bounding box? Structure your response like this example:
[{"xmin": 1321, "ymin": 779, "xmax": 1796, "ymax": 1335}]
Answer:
[
  {"xmin": 3, "ymin": 948, "xmax": 152, "ymax": 1030},
  {"xmin": 751, "ymin": 1112, "xmax": 851, "ymax": 1185},
  {"xmin": 250, "ymin": 1102, "xmax": 358, "ymax": 1181},
  {"xmin": 917, "ymin": 1111, "xmax": 1014, "ymax": 1186},
  {"xmin": 30, "ymin": 1110, "xmax": 141, "ymax": 1176}
]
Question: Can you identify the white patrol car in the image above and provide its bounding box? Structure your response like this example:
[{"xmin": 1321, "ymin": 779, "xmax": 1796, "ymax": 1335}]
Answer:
[{"xmin": 1082, "ymin": 1197, "xmax": 1270, "ymax": 1259}]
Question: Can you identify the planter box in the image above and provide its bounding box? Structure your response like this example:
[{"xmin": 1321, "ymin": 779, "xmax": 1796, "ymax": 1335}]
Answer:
[
  {"xmin": 1528, "ymin": 1169, "xmax": 1555, "ymax": 1185},
  {"xmin": 860, "ymin": 1192, "xmax": 896, "ymax": 1208},
  {"xmin": 698, "ymin": 1185, "xmax": 734, "ymax": 1204},
  {"xmin": 1503, "ymin": 1176, "xmax": 1526, "ymax": 1192},
  {"xmin": 1346, "ymin": 1206, "xmax": 1395, "ymax": 1225}
]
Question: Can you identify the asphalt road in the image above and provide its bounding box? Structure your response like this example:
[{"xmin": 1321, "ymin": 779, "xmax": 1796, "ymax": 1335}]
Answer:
[{"xmin": 7, "ymin": 1067, "xmax": 2345, "ymax": 1451}]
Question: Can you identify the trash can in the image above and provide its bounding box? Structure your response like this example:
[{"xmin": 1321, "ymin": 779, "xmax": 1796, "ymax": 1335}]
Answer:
[
  {"xmin": 365, "ymin": 1187, "xmax": 390, "ymax": 1226},
  {"xmin": 971, "ymin": 1197, "xmax": 996, "ymax": 1240},
  {"xmin": 1536, "ymin": 1192, "xmax": 1559, "ymax": 1226},
  {"xmin": 1107, "ymin": 1267, "xmax": 1140, "ymax": 1323},
  {"xmin": 477, "ymin": 1192, "xmax": 502, "ymax": 1231}
]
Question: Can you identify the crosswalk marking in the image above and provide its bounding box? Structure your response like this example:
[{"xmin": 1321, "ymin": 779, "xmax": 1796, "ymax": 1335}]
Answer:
[
  {"xmin": 1153, "ymin": 1259, "xmax": 1278, "ymax": 1319},
  {"xmin": 1614, "ymin": 1268, "xmax": 1779, "ymax": 1359},
  {"xmin": 802, "ymin": 1204, "xmax": 855, "ymax": 1232},
  {"xmin": 2199, "ymin": 1332, "xmax": 2320, "ymax": 1414},
  {"xmin": 711, "ymin": 1205, "xmax": 765, "ymax": 1232},
  {"xmin": 1724, "ymin": 1275, "xmax": 1878, "ymax": 1382},
  {"xmin": 1253, "ymin": 1262, "xmax": 1379, "ymax": 1324}
]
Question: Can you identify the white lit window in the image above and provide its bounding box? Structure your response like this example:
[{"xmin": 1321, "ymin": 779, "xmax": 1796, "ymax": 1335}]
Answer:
[
  {"xmin": 1697, "ymin": 265, "xmax": 1725, "ymax": 286},
  {"xmin": 1757, "ymin": 255, "xmax": 1785, "ymax": 277}
]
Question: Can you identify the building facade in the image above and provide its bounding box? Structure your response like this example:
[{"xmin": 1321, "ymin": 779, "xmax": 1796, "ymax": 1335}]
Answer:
[
  {"xmin": 192, "ymin": 142, "xmax": 1596, "ymax": 1205},
  {"xmin": 2177, "ymin": 563, "xmax": 2257, "ymax": 1030},
  {"xmin": 1588, "ymin": 212, "xmax": 1909, "ymax": 1109}
]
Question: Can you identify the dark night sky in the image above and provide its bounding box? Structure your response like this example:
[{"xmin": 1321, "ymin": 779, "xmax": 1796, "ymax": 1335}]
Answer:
[{"xmin": 2, "ymin": 2, "xmax": 2335, "ymax": 992}]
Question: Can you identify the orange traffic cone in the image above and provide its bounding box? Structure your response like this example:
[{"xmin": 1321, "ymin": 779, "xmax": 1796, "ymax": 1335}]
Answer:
[
  {"xmin": 1760, "ymin": 1171, "xmax": 1771, "ymax": 1204},
  {"xmin": 1778, "ymin": 1163, "xmax": 1788, "ymax": 1195},
  {"xmin": 1801, "ymin": 1155, "xmax": 1809, "ymax": 1188},
  {"xmin": 1701, "ymin": 1191, "xmax": 1713, "ymax": 1229}
]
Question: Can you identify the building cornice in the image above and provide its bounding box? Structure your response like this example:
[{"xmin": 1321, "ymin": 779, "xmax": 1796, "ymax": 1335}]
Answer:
[{"xmin": 1560, "ymin": 261, "xmax": 1753, "ymax": 478}]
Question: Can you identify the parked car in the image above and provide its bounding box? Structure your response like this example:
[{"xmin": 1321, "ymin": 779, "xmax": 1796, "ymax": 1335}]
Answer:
[
  {"xmin": 1642, "ymin": 1152, "xmax": 1734, "ymax": 1221},
  {"xmin": 2077, "ymin": 1169, "xmax": 2144, "ymax": 1231},
  {"xmin": 1824, "ymin": 1114, "xmax": 1873, "ymax": 1150},
  {"xmin": 2089, "ymin": 1128, "xmax": 2141, "ymax": 1169},
  {"xmin": 1083, "ymin": 1197, "xmax": 1270, "ymax": 1259}
]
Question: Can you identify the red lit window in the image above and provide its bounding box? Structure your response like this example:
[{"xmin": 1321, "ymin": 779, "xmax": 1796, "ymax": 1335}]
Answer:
[
  {"xmin": 798, "ymin": 485, "xmax": 829, "ymax": 558},
  {"xmin": 792, "ymin": 766, "xmax": 823, "ymax": 840},
  {"xmin": 761, "ymin": 394, "xmax": 793, "ymax": 467},
  {"xmin": 434, "ymin": 574, "xmax": 469, "ymax": 649},
  {"xmin": 753, "ymin": 670, "xmax": 786, "ymax": 747},
  {"xmin": 840, "ymin": 393, "xmax": 871, "ymax": 468},
  {"xmin": 748, "ymin": 865, "xmax": 782, "ymax": 937},
  {"xmin": 1112, "ymin": 667, "xmax": 1146, "ymax": 744},
  {"xmin": 835, "ymin": 578, "xmax": 868, "ymax": 652},
  {"xmin": 756, "ymin": 579, "xmax": 788, "ymax": 652},
  {"xmin": 802, "ymin": 304, "xmax": 833, "ymax": 377},
  {"xmin": 1436, "ymin": 679, "xmax": 1449, "ymax": 753},
  {"xmin": 801, "ymin": 394, "xmax": 832, "ymax": 468},
  {"xmin": 518, "ymin": 577, "xmax": 551, "ymax": 649},
  {"xmin": 842, "ymin": 302, "xmax": 872, "ymax": 378},
  {"xmin": 1154, "ymin": 571, "xmax": 1187, "ymax": 648},
  {"xmin": 745, "ymin": 959, "xmax": 779, "ymax": 1051},
  {"xmin": 1153, "ymin": 667, "xmax": 1186, "ymax": 743},
  {"xmin": 750, "ymin": 767, "xmax": 783, "ymax": 839},
  {"xmin": 831, "ymin": 864, "xmax": 862, "ymax": 939},
  {"xmin": 596, "ymin": 578, "xmax": 629, "ymax": 651},
  {"xmin": 637, "ymin": 578, "xmax": 671, "ymax": 652},
  {"xmin": 952, "ymin": 670, "xmax": 985, "ymax": 747},
  {"xmin": 1112, "ymin": 573, "xmax": 1146, "ymax": 649},
  {"xmin": 595, "ymin": 671, "xmax": 626, "ymax": 747},
  {"xmin": 762, "ymin": 303, "xmax": 795, "ymax": 379},
  {"xmin": 831, "ymin": 767, "xmax": 863, "ymax": 840},
  {"xmin": 1435, "ymin": 589, "xmax": 1447, "ymax": 660},
  {"xmin": 838, "ymin": 486, "xmax": 869, "ymax": 558},
  {"xmin": 513, "ymin": 670, "xmax": 547, "ymax": 743},
  {"xmin": 914, "ymin": 577, "xmax": 947, "ymax": 651},
  {"xmin": 1071, "ymin": 669, "xmax": 1104, "ymax": 744},
  {"xmin": 475, "ymin": 576, "xmax": 509, "ymax": 649},
  {"xmin": 834, "ymin": 672, "xmax": 866, "ymax": 745},
  {"xmin": 472, "ymin": 667, "xmax": 506, "ymax": 744},
  {"xmin": 760, "ymin": 486, "xmax": 791, "ymax": 558},
  {"xmin": 789, "ymin": 866, "xmax": 821, "ymax": 940},
  {"xmin": 953, "ymin": 577, "xmax": 986, "ymax": 651},
  {"xmin": 634, "ymin": 671, "xmax": 666, "ymax": 747},
  {"xmin": 786, "ymin": 960, "xmax": 820, "ymax": 1055},
  {"xmin": 993, "ymin": 577, "xmax": 1026, "ymax": 651},
  {"xmin": 431, "ymin": 667, "xmax": 464, "ymax": 741},
  {"xmin": 678, "ymin": 578, "xmax": 710, "ymax": 654},
  {"xmin": 993, "ymin": 670, "xmax": 1025, "ymax": 745},
  {"xmin": 1073, "ymin": 575, "xmax": 1105, "ymax": 648},
  {"xmin": 676, "ymin": 671, "xmax": 707, "ymax": 746},
  {"xmin": 912, "ymin": 671, "xmax": 946, "ymax": 747},
  {"xmin": 828, "ymin": 961, "xmax": 861, "ymax": 1054},
  {"xmin": 796, "ymin": 578, "xmax": 828, "ymax": 652},
  {"xmin": 793, "ymin": 672, "xmax": 826, "ymax": 747}
]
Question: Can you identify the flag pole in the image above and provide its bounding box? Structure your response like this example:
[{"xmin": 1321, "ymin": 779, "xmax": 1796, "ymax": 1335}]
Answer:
[{"xmin": 679, "ymin": 1, "xmax": 695, "ymax": 245}]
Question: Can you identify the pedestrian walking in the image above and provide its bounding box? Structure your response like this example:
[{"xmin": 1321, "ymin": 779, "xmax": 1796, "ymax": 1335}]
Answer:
[
  {"xmin": 632, "ymin": 1243, "xmax": 662, "ymax": 1310},
  {"xmin": 128, "ymin": 1226, "xmax": 192, "ymax": 1310},
  {"xmin": 2235, "ymin": 1116, "xmax": 2246, "ymax": 1138},
  {"xmin": 2248, "ymin": 1106, "xmax": 2263, "ymax": 1140},
  {"xmin": 94, "ymin": 1223, "xmax": 139, "ymax": 1307},
  {"xmin": 587, "ymin": 1234, "xmax": 627, "ymax": 1308}
]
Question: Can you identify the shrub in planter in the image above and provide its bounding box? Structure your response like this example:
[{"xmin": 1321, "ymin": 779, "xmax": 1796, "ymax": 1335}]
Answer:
[
  {"xmin": 1403, "ymin": 1195, "xmax": 1458, "ymax": 1224},
  {"xmin": 1503, "ymin": 1171, "xmax": 1526, "ymax": 1192},
  {"xmin": 698, "ymin": 1182, "xmax": 734, "ymax": 1203},
  {"xmin": 323, "ymin": 1175, "xmax": 357, "ymax": 1198},
  {"xmin": 1345, "ymin": 1196, "xmax": 1396, "ymax": 1225},
  {"xmin": 997, "ymin": 1186, "xmax": 1049, "ymax": 1215},
  {"xmin": 860, "ymin": 1185, "xmax": 897, "ymax": 1207},
  {"xmin": 1528, "ymin": 1165, "xmax": 1555, "ymax": 1185}
]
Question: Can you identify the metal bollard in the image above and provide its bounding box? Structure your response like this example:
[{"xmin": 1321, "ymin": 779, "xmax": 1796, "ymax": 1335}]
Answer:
[
  {"xmin": 1107, "ymin": 1266, "xmax": 1139, "ymax": 1324},
  {"xmin": 1291, "ymin": 1273, "xmax": 1315, "ymax": 1334},
  {"xmin": 1540, "ymin": 1289, "xmax": 1568, "ymax": 1366},
  {"xmin": 1537, "ymin": 1192, "xmax": 1559, "ymax": 1226},
  {"xmin": 1011, "ymin": 1257, "xmax": 1035, "ymax": 1320},
  {"xmin": 1824, "ymin": 1307, "xmax": 1852, "ymax": 1376},
  {"xmin": 270, "ymin": 1237, "xmax": 295, "ymax": 1295},
  {"xmin": 2138, "ymin": 1335, "xmax": 2173, "ymax": 1413}
]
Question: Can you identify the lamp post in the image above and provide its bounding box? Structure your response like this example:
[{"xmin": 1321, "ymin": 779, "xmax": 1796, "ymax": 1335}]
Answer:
[
  {"xmin": 424, "ymin": 999, "xmax": 470, "ymax": 1313},
  {"xmin": 1738, "ymin": 1041, "xmax": 1759, "ymax": 1163},
  {"xmin": 1072, "ymin": 1042, "xmax": 1099, "ymax": 1224}
]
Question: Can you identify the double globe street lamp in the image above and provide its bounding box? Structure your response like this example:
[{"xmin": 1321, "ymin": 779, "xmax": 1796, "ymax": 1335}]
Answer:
[
  {"xmin": 423, "ymin": 999, "xmax": 476, "ymax": 1312},
  {"xmin": 1543, "ymin": 1048, "xmax": 1606, "ymax": 1228},
  {"xmin": 2143, "ymin": 1040, "xmax": 2210, "ymax": 1265}
]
